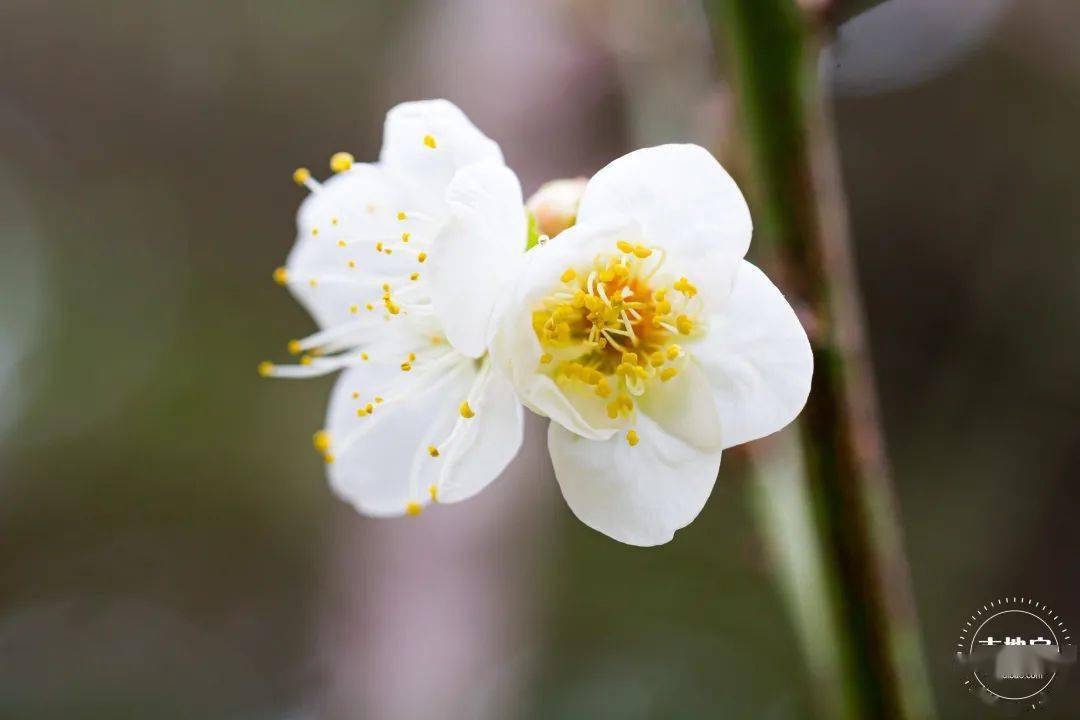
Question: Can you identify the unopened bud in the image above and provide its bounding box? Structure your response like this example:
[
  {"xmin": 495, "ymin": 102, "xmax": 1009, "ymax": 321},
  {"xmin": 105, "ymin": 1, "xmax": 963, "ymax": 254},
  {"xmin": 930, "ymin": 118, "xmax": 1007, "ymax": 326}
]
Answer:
[{"xmin": 526, "ymin": 178, "xmax": 587, "ymax": 243}]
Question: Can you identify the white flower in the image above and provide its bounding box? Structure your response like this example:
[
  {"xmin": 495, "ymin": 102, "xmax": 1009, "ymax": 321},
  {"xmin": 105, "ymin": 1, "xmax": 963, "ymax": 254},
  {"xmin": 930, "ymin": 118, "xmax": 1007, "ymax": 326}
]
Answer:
[
  {"xmin": 494, "ymin": 144, "xmax": 814, "ymax": 546},
  {"xmin": 262, "ymin": 100, "xmax": 528, "ymax": 517}
]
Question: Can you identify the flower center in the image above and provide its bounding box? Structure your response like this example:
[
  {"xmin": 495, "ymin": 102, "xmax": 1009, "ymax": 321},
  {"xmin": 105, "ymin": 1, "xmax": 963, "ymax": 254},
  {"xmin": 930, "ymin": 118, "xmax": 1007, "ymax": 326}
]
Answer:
[{"xmin": 533, "ymin": 239, "xmax": 702, "ymax": 420}]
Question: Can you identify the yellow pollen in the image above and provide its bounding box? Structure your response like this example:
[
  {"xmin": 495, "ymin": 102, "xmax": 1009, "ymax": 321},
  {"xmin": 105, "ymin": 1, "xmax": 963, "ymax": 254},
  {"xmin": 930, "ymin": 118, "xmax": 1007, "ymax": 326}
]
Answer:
[
  {"xmin": 401, "ymin": 232, "xmax": 411, "ymax": 242},
  {"xmin": 347, "ymin": 260, "xmax": 356, "ymax": 268},
  {"xmin": 375, "ymin": 242, "xmax": 383, "ymax": 252},
  {"xmin": 374, "ymin": 396, "xmax": 384, "ymax": 403},
  {"xmin": 616, "ymin": 240, "xmax": 635, "ymax": 254},
  {"xmin": 257, "ymin": 361, "xmax": 274, "ymax": 377},
  {"xmin": 331, "ymin": 217, "xmax": 339, "ymax": 226},
  {"xmin": 650, "ymin": 351, "xmax": 665, "ymax": 367},
  {"xmin": 312, "ymin": 430, "xmax": 330, "ymax": 452},
  {"xmin": 417, "ymin": 252, "xmax": 427, "ymax": 263},
  {"xmin": 423, "ymin": 134, "xmax": 437, "ymax": 149},
  {"xmin": 626, "ymin": 429, "xmax": 640, "ymax": 447},
  {"xmin": 311, "ymin": 227, "xmax": 319, "ymax": 237},
  {"xmin": 407, "ymin": 352, "xmax": 416, "ymax": 362},
  {"xmin": 357, "ymin": 407, "xmax": 368, "ymax": 417},
  {"xmin": 405, "ymin": 501, "xmax": 423, "ymax": 516},
  {"xmin": 560, "ymin": 268, "xmax": 577, "ymax": 283},
  {"xmin": 384, "ymin": 247, "xmax": 393, "ymax": 255},
  {"xmin": 660, "ymin": 367, "xmax": 678, "ymax": 382},
  {"xmin": 539, "ymin": 353, "xmax": 553, "ymax": 364},
  {"xmin": 400, "ymin": 362, "xmax": 412, "ymax": 372},
  {"xmin": 292, "ymin": 167, "xmax": 311, "ymax": 185},
  {"xmin": 351, "ymin": 392, "xmax": 359, "ymax": 399},
  {"xmin": 365, "ymin": 303, "xmax": 374, "ymax": 311},
  {"xmin": 676, "ymin": 315, "xmax": 694, "ymax": 334},
  {"xmin": 666, "ymin": 344, "xmax": 681, "ymax": 360},
  {"xmin": 308, "ymin": 279, "xmax": 318, "ymax": 288},
  {"xmin": 397, "ymin": 211, "xmax": 407, "ymax": 221},
  {"xmin": 287, "ymin": 339, "xmax": 301, "ymax": 355},
  {"xmin": 410, "ymin": 272, "xmax": 420, "ymax": 281},
  {"xmin": 427, "ymin": 445, "xmax": 440, "ymax": 457},
  {"xmin": 365, "ymin": 403, "xmax": 373, "ymax": 414},
  {"xmin": 323, "ymin": 453, "xmax": 335, "ymax": 464},
  {"xmin": 273, "ymin": 266, "xmax": 289, "ymax": 285},
  {"xmin": 361, "ymin": 352, "xmax": 369, "ymax": 360},
  {"xmin": 428, "ymin": 484, "xmax": 438, "ymax": 501},
  {"xmin": 329, "ymin": 151, "xmax": 354, "ymax": 173},
  {"xmin": 349, "ymin": 305, "xmax": 358, "ymax": 314},
  {"xmin": 337, "ymin": 240, "xmax": 347, "ymax": 248},
  {"xmin": 299, "ymin": 355, "xmax": 312, "ymax": 366},
  {"xmin": 459, "ymin": 401, "xmax": 475, "ymax": 419},
  {"xmin": 674, "ymin": 277, "xmax": 698, "ymax": 297}
]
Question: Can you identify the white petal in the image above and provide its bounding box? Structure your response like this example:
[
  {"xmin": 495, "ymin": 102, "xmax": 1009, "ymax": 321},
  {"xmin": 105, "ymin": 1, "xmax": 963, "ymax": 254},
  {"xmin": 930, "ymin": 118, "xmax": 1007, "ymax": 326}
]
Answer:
[
  {"xmin": 637, "ymin": 358, "xmax": 724, "ymax": 451},
  {"xmin": 286, "ymin": 163, "xmax": 409, "ymax": 329},
  {"xmin": 427, "ymin": 163, "xmax": 526, "ymax": 358},
  {"xmin": 380, "ymin": 99, "xmax": 503, "ymax": 201},
  {"xmin": 548, "ymin": 415, "xmax": 723, "ymax": 546},
  {"xmin": 692, "ymin": 260, "xmax": 813, "ymax": 449},
  {"xmin": 324, "ymin": 355, "xmax": 474, "ymax": 516},
  {"xmin": 576, "ymin": 144, "xmax": 752, "ymax": 259},
  {"xmin": 436, "ymin": 359, "xmax": 524, "ymax": 503}
]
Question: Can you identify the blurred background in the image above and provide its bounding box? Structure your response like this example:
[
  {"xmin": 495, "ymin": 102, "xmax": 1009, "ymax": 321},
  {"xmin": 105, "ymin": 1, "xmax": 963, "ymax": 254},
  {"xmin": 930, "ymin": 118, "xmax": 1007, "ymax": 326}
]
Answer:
[{"xmin": 0, "ymin": 0, "xmax": 1077, "ymax": 717}]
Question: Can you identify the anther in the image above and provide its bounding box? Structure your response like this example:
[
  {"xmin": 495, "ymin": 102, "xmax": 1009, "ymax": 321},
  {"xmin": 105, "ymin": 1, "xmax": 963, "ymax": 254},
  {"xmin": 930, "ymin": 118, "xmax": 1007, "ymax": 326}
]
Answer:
[
  {"xmin": 417, "ymin": 252, "xmax": 427, "ymax": 263},
  {"xmin": 561, "ymin": 268, "xmax": 577, "ymax": 283},
  {"xmin": 313, "ymin": 430, "xmax": 330, "ymax": 452},
  {"xmin": 427, "ymin": 445, "xmax": 440, "ymax": 457},
  {"xmin": 400, "ymin": 362, "xmax": 412, "ymax": 372},
  {"xmin": 423, "ymin": 134, "xmax": 437, "ymax": 149},
  {"xmin": 676, "ymin": 315, "xmax": 694, "ymax": 335},
  {"xmin": 660, "ymin": 367, "xmax": 678, "ymax": 382},
  {"xmin": 405, "ymin": 501, "xmax": 423, "ymax": 516},
  {"xmin": 273, "ymin": 267, "xmax": 289, "ymax": 285},
  {"xmin": 287, "ymin": 339, "xmax": 302, "ymax": 355},
  {"xmin": 539, "ymin": 353, "xmax": 553, "ymax": 364},
  {"xmin": 329, "ymin": 152, "xmax": 354, "ymax": 173},
  {"xmin": 626, "ymin": 429, "xmax": 640, "ymax": 447},
  {"xmin": 459, "ymin": 401, "xmax": 475, "ymax": 419},
  {"xmin": 397, "ymin": 211, "xmax": 407, "ymax": 221},
  {"xmin": 292, "ymin": 167, "xmax": 311, "ymax": 186},
  {"xmin": 616, "ymin": 240, "xmax": 634, "ymax": 254},
  {"xmin": 257, "ymin": 361, "xmax": 275, "ymax": 377},
  {"xmin": 429, "ymin": 485, "xmax": 439, "ymax": 501}
]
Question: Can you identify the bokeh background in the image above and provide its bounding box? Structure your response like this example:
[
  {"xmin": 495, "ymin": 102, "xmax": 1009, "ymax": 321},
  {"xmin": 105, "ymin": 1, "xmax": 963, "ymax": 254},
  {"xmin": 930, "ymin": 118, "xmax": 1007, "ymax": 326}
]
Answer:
[{"xmin": 1, "ymin": 0, "xmax": 1077, "ymax": 718}]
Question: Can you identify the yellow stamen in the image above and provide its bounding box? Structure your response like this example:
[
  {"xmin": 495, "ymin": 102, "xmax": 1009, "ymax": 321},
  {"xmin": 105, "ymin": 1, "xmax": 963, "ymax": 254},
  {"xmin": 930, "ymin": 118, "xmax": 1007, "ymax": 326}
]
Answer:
[
  {"xmin": 560, "ymin": 268, "xmax": 577, "ymax": 283},
  {"xmin": 397, "ymin": 211, "xmax": 407, "ymax": 221},
  {"xmin": 257, "ymin": 361, "xmax": 274, "ymax": 377},
  {"xmin": 676, "ymin": 315, "xmax": 694, "ymax": 335},
  {"xmin": 401, "ymin": 232, "xmax": 411, "ymax": 242},
  {"xmin": 329, "ymin": 152, "xmax": 354, "ymax": 173},
  {"xmin": 312, "ymin": 430, "xmax": 330, "ymax": 452},
  {"xmin": 626, "ymin": 429, "xmax": 640, "ymax": 447},
  {"xmin": 323, "ymin": 453, "xmax": 335, "ymax": 464},
  {"xmin": 616, "ymin": 240, "xmax": 635, "ymax": 254},
  {"xmin": 429, "ymin": 484, "xmax": 439, "ymax": 501},
  {"xmin": 660, "ymin": 367, "xmax": 678, "ymax": 382},
  {"xmin": 423, "ymin": 134, "xmax": 437, "ymax": 149},
  {"xmin": 405, "ymin": 501, "xmax": 423, "ymax": 516},
  {"xmin": 287, "ymin": 339, "xmax": 301, "ymax": 355},
  {"xmin": 427, "ymin": 445, "xmax": 440, "ymax": 457},
  {"xmin": 273, "ymin": 267, "xmax": 288, "ymax": 285},
  {"xmin": 400, "ymin": 362, "xmax": 412, "ymax": 372},
  {"xmin": 459, "ymin": 401, "xmax": 475, "ymax": 419},
  {"xmin": 292, "ymin": 167, "xmax": 310, "ymax": 185},
  {"xmin": 539, "ymin": 353, "xmax": 553, "ymax": 364},
  {"xmin": 417, "ymin": 252, "xmax": 427, "ymax": 263}
]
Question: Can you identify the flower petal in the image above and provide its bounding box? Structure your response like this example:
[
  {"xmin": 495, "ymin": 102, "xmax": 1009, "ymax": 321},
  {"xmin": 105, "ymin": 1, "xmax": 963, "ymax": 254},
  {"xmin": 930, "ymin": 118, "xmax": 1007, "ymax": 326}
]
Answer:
[
  {"xmin": 427, "ymin": 162, "xmax": 526, "ymax": 358},
  {"xmin": 575, "ymin": 144, "xmax": 752, "ymax": 259},
  {"xmin": 637, "ymin": 357, "xmax": 724, "ymax": 451},
  {"xmin": 380, "ymin": 99, "xmax": 503, "ymax": 202},
  {"xmin": 287, "ymin": 164, "xmax": 408, "ymax": 329},
  {"xmin": 324, "ymin": 355, "xmax": 473, "ymax": 516},
  {"xmin": 436, "ymin": 358, "xmax": 524, "ymax": 503},
  {"xmin": 548, "ymin": 415, "xmax": 723, "ymax": 546},
  {"xmin": 691, "ymin": 260, "xmax": 813, "ymax": 449}
]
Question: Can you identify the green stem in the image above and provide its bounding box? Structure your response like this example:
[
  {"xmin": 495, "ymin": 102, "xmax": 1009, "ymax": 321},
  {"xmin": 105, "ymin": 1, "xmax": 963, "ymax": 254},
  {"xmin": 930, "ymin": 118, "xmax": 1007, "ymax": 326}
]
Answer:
[{"xmin": 705, "ymin": 2, "xmax": 935, "ymax": 718}]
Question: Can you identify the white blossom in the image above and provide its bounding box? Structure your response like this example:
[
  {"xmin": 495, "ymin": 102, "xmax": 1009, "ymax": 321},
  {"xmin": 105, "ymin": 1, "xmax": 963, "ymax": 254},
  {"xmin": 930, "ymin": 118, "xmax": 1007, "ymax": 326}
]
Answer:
[
  {"xmin": 262, "ymin": 100, "xmax": 526, "ymax": 517},
  {"xmin": 493, "ymin": 144, "xmax": 814, "ymax": 545}
]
